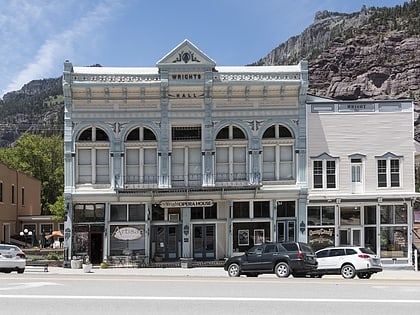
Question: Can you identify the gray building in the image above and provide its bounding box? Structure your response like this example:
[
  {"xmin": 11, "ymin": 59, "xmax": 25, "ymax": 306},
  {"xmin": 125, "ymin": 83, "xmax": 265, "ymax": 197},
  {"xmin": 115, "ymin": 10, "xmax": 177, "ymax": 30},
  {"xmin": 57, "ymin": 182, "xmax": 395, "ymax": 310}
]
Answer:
[{"xmin": 62, "ymin": 40, "xmax": 309, "ymax": 266}]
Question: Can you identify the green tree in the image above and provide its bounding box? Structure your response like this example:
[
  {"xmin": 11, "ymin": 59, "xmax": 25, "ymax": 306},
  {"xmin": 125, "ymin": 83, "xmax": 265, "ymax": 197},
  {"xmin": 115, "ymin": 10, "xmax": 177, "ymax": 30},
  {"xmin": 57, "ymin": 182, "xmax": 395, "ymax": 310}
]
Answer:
[
  {"xmin": 0, "ymin": 134, "xmax": 64, "ymax": 214},
  {"xmin": 48, "ymin": 194, "xmax": 65, "ymax": 221}
]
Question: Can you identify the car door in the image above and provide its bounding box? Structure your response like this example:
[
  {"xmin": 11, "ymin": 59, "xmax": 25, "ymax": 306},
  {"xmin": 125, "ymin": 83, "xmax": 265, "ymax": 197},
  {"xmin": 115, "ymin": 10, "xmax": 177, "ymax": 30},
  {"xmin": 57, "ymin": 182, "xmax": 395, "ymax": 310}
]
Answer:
[
  {"xmin": 241, "ymin": 244, "xmax": 264, "ymax": 271},
  {"xmin": 259, "ymin": 244, "xmax": 279, "ymax": 270},
  {"xmin": 326, "ymin": 248, "xmax": 346, "ymax": 271},
  {"xmin": 315, "ymin": 249, "xmax": 331, "ymax": 270}
]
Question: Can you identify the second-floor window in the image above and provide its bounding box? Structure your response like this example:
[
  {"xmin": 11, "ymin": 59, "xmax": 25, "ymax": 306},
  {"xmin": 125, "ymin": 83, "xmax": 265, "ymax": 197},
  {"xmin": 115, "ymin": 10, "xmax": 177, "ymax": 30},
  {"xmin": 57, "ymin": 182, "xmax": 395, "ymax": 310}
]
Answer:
[
  {"xmin": 376, "ymin": 153, "xmax": 402, "ymax": 188},
  {"xmin": 312, "ymin": 155, "xmax": 337, "ymax": 189}
]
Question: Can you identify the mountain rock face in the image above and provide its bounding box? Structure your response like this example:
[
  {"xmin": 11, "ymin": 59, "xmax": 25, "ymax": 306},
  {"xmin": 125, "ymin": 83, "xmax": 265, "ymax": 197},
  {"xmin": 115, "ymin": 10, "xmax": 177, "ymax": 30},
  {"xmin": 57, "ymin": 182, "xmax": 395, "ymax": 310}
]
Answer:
[
  {"xmin": 0, "ymin": 2, "xmax": 418, "ymax": 146},
  {"xmin": 256, "ymin": 1, "xmax": 420, "ymax": 136}
]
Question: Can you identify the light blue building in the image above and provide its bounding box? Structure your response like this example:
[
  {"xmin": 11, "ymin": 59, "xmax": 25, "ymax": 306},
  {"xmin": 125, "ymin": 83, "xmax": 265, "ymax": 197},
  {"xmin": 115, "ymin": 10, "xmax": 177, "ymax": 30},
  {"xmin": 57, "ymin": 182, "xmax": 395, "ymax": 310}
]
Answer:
[{"xmin": 62, "ymin": 40, "xmax": 309, "ymax": 266}]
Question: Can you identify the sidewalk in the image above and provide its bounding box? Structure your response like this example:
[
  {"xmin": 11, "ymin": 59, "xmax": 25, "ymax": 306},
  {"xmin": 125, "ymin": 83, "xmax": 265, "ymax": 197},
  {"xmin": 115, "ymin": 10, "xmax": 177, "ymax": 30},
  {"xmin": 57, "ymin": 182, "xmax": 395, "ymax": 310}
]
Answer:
[{"xmin": 39, "ymin": 265, "xmax": 420, "ymax": 280}]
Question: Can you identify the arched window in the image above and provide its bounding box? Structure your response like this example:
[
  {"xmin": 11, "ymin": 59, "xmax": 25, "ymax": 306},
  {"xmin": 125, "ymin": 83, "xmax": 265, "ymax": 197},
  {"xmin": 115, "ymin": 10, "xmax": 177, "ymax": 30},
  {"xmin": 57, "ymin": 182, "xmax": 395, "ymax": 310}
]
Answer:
[
  {"xmin": 215, "ymin": 125, "xmax": 248, "ymax": 182},
  {"xmin": 261, "ymin": 124, "xmax": 294, "ymax": 181},
  {"xmin": 125, "ymin": 127, "xmax": 157, "ymax": 185},
  {"xmin": 76, "ymin": 127, "xmax": 110, "ymax": 184}
]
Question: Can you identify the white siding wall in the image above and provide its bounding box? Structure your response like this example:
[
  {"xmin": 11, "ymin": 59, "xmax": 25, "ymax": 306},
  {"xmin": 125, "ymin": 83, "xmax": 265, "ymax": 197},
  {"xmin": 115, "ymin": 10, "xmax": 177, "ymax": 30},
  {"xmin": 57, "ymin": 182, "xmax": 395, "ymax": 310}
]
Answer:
[{"xmin": 307, "ymin": 108, "xmax": 415, "ymax": 196}]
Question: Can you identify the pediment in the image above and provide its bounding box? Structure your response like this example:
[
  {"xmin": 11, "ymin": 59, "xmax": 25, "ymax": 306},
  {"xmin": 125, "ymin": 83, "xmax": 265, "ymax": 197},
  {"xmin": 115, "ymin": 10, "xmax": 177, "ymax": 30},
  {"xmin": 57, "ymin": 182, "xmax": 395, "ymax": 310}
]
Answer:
[{"xmin": 157, "ymin": 39, "xmax": 216, "ymax": 69}]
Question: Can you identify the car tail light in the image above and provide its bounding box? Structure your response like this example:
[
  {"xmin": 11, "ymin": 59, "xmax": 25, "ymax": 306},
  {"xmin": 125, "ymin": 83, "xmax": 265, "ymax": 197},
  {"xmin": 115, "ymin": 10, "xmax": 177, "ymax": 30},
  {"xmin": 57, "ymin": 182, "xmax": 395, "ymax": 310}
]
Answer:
[
  {"xmin": 16, "ymin": 253, "xmax": 26, "ymax": 259},
  {"xmin": 297, "ymin": 251, "xmax": 303, "ymax": 259},
  {"xmin": 358, "ymin": 254, "xmax": 370, "ymax": 259}
]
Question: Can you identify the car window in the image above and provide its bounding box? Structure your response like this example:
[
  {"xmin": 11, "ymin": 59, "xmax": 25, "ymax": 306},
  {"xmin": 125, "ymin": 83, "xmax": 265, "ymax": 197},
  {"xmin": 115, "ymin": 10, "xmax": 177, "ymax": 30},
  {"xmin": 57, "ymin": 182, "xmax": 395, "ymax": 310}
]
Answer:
[
  {"xmin": 345, "ymin": 248, "xmax": 357, "ymax": 255},
  {"xmin": 248, "ymin": 245, "xmax": 264, "ymax": 255},
  {"xmin": 360, "ymin": 247, "xmax": 375, "ymax": 255},
  {"xmin": 329, "ymin": 248, "xmax": 345, "ymax": 257},
  {"xmin": 300, "ymin": 243, "xmax": 314, "ymax": 253},
  {"xmin": 282, "ymin": 243, "xmax": 298, "ymax": 251},
  {"xmin": 316, "ymin": 250, "xmax": 329, "ymax": 258},
  {"xmin": 264, "ymin": 244, "xmax": 278, "ymax": 253}
]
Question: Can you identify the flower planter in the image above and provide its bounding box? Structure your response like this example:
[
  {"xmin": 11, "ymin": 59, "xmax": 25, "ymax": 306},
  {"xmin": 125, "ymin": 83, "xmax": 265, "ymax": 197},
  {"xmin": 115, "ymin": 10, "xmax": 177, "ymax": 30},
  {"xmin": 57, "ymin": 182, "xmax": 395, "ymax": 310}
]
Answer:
[{"xmin": 82, "ymin": 263, "xmax": 92, "ymax": 273}]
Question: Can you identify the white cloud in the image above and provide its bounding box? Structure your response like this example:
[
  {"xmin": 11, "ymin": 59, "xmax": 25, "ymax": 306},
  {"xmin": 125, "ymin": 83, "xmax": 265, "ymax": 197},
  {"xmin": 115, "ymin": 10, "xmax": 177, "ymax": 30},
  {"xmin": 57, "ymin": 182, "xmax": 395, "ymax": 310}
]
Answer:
[{"xmin": 1, "ymin": 0, "xmax": 123, "ymax": 96}]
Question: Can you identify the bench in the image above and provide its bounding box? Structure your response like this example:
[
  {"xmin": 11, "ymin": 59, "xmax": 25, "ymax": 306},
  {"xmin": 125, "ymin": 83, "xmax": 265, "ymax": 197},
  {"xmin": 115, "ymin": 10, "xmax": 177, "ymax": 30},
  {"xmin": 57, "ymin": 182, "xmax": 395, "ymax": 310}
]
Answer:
[{"xmin": 26, "ymin": 262, "xmax": 49, "ymax": 272}]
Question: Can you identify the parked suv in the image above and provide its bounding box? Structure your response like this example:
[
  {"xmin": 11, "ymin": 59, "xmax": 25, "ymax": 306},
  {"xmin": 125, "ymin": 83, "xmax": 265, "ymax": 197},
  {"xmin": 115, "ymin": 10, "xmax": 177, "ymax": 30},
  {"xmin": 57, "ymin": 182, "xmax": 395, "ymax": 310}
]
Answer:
[
  {"xmin": 309, "ymin": 246, "xmax": 382, "ymax": 279},
  {"xmin": 224, "ymin": 242, "xmax": 317, "ymax": 278}
]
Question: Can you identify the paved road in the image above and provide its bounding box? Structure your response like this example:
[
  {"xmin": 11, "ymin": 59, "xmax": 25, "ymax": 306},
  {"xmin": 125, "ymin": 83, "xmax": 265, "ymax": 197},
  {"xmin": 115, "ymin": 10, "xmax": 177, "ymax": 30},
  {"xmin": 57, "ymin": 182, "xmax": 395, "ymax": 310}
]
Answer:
[
  {"xmin": 2, "ymin": 266, "xmax": 420, "ymax": 315},
  {"xmin": 25, "ymin": 265, "xmax": 420, "ymax": 280}
]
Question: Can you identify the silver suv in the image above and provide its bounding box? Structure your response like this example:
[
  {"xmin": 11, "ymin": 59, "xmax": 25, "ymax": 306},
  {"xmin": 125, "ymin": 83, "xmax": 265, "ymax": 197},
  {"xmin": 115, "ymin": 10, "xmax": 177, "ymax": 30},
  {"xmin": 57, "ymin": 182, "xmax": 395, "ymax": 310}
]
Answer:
[{"xmin": 309, "ymin": 246, "xmax": 382, "ymax": 279}]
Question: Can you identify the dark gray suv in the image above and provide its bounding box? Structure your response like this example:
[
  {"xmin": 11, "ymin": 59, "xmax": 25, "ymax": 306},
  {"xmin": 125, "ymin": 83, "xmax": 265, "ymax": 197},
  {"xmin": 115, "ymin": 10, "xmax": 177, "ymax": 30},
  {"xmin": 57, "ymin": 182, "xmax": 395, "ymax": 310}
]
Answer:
[{"xmin": 224, "ymin": 242, "xmax": 317, "ymax": 278}]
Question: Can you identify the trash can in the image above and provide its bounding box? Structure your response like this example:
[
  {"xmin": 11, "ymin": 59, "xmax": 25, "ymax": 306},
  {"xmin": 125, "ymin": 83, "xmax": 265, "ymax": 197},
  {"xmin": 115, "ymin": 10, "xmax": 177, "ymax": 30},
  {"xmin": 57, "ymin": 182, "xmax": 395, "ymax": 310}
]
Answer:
[{"xmin": 180, "ymin": 258, "xmax": 193, "ymax": 268}]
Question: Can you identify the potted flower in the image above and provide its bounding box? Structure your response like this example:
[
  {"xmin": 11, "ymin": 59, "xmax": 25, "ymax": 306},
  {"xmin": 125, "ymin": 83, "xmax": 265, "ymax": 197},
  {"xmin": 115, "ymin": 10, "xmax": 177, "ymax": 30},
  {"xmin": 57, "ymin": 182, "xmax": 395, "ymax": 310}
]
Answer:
[{"xmin": 82, "ymin": 256, "xmax": 92, "ymax": 273}]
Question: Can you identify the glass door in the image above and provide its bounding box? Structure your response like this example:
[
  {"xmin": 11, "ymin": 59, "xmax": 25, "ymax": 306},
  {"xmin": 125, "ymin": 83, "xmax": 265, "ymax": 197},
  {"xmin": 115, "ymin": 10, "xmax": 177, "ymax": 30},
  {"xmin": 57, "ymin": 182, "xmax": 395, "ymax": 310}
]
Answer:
[
  {"xmin": 152, "ymin": 225, "xmax": 180, "ymax": 261},
  {"xmin": 277, "ymin": 220, "xmax": 296, "ymax": 242},
  {"xmin": 193, "ymin": 224, "xmax": 215, "ymax": 259},
  {"xmin": 339, "ymin": 228, "xmax": 361, "ymax": 246}
]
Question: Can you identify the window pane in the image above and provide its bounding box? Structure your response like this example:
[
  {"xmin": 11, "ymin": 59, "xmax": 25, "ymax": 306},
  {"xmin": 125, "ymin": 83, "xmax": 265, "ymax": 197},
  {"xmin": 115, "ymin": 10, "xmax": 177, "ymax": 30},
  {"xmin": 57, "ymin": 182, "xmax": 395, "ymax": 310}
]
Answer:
[
  {"xmin": 277, "ymin": 201, "xmax": 295, "ymax": 218},
  {"xmin": 111, "ymin": 205, "xmax": 127, "ymax": 221},
  {"xmin": 377, "ymin": 160, "xmax": 387, "ymax": 187},
  {"xmin": 254, "ymin": 201, "xmax": 270, "ymax": 218},
  {"xmin": 340, "ymin": 207, "xmax": 360, "ymax": 225},
  {"xmin": 129, "ymin": 204, "xmax": 145, "ymax": 221},
  {"xmin": 321, "ymin": 206, "xmax": 335, "ymax": 225},
  {"xmin": 364, "ymin": 206, "xmax": 376, "ymax": 224},
  {"xmin": 308, "ymin": 206, "xmax": 321, "ymax": 225},
  {"xmin": 313, "ymin": 161, "xmax": 323, "ymax": 188},
  {"xmin": 390, "ymin": 159, "xmax": 400, "ymax": 187},
  {"xmin": 326, "ymin": 160, "xmax": 336, "ymax": 188},
  {"xmin": 233, "ymin": 202, "xmax": 249, "ymax": 218}
]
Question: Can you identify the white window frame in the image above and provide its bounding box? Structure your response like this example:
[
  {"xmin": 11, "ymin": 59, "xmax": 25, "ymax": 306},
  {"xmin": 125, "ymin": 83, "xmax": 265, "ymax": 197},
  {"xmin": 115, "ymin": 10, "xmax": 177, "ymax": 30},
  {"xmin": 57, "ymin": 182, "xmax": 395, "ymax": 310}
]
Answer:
[
  {"xmin": 311, "ymin": 153, "xmax": 338, "ymax": 190},
  {"xmin": 376, "ymin": 153, "xmax": 402, "ymax": 188}
]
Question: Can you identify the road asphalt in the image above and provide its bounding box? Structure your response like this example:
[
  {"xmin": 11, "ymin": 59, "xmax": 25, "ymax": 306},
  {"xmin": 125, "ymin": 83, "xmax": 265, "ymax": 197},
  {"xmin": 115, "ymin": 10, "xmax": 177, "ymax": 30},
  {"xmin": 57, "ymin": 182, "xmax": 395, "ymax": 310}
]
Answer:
[{"xmin": 26, "ymin": 265, "xmax": 420, "ymax": 280}]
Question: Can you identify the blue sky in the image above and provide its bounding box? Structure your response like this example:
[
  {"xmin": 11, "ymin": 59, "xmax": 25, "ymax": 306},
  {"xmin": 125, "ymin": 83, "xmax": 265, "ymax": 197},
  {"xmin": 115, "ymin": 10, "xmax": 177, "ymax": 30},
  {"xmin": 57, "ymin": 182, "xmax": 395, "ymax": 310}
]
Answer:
[{"xmin": 0, "ymin": 0, "xmax": 409, "ymax": 97}]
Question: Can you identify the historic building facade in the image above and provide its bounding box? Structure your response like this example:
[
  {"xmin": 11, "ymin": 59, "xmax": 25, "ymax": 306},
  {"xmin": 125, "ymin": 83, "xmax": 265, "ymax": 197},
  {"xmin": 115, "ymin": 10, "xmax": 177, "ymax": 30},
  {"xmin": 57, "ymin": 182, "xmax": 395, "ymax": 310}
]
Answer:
[
  {"xmin": 63, "ymin": 39, "xmax": 418, "ymax": 267},
  {"xmin": 306, "ymin": 95, "xmax": 419, "ymax": 266},
  {"xmin": 62, "ymin": 40, "xmax": 309, "ymax": 265}
]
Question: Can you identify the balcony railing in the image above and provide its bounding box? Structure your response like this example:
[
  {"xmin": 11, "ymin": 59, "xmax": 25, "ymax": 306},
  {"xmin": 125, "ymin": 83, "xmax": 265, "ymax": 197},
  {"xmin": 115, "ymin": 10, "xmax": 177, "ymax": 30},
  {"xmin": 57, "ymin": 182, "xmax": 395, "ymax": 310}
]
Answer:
[{"xmin": 120, "ymin": 173, "xmax": 262, "ymax": 190}]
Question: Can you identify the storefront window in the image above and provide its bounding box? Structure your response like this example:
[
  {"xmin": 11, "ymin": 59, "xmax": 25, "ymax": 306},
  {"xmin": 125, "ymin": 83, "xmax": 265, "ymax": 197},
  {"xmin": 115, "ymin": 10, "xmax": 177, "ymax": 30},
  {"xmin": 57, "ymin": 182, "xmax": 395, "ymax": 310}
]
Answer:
[
  {"xmin": 111, "ymin": 204, "xmax": 146, "ymax": 222},
  {"xmin": 380, "ymin": 205, "xmax": 407, "ymax": 224},
  {"xmin": 232, "ymin": 222, "xmax": 270, "ymax": 251},
  {"xmin": 74, "ymin": 204, "xmax": 105, "ymax": 223},
  {"xmin": 277, "ymin": 201, "xmax": 295, "ymax": 217},
  {"xmin": 233, "ymin": 202, "xmax": 249, "ymax": 218},
  {"xmin": 380, "ymin": 226, "xmax": 408, "ymax": 258},
  {"xmin": 152, "ymin": 204, "xmax": 164, "ymax": 221},
  {"xmin": 253, "ymin": 201, "xmax": 270, "ymax": 218},
  {"xmin": 340, "ymin": 206, "xmax": 361, "ymax": 225},
  {"xmin": 364, "ymin": 205, "xmax": 376, "ymax": 224},
  {"xmin": 308, "ymin": 206, "xmax": 334, "ymax": 226},
  {"xmin": 109, "ymin": 225, "xmax": 146, "ymax": 256},
  {"xmin": 192, "ymin": 204, "xmax": 218, "ymax": 220},
  {"xmin": 308, "ymin": 227, "xmax": 334, "ymax": 251}
]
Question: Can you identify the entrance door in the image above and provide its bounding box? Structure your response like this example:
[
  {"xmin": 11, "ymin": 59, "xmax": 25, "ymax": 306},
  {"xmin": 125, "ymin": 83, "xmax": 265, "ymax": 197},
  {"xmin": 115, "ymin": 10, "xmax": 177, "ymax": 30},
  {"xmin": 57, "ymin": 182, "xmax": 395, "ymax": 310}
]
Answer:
[
  {"xmin": 90, "ymin": 233, "xmax": 103, "ymax": 264},
  {"xmin": 277, "ymin": 220, "xmax": 296, "ymax": 242},
  {"xmin": 339, "ymin": 228, "xmax": 361, "ymax": 246},
  {"xmin": 152, "ymin": 225, "xmax": 180, "ymax": 260},
  {"xmin": 193, "ymin": 224, "xmax": 215, "ymax": 260}
]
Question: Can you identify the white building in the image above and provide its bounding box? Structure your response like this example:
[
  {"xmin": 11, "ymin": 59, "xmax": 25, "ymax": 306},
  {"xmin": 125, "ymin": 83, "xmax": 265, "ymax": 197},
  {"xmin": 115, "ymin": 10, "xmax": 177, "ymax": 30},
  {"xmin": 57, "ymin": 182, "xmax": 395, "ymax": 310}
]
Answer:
[
  {"xmin": 62, "ymin": 40, "xmax": 309, "ymax": 266},
  {"xmin": 306, "ymin": 95, "xmax": 420, "ymax": 266}
]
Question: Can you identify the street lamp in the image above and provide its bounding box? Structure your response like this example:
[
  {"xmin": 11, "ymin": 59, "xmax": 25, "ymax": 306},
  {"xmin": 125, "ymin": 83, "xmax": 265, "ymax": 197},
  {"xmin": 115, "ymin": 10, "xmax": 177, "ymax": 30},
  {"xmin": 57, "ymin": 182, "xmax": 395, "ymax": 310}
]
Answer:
[{"xmin": 20, "ymin": 228, "xmax": 33, "ymax": 248}]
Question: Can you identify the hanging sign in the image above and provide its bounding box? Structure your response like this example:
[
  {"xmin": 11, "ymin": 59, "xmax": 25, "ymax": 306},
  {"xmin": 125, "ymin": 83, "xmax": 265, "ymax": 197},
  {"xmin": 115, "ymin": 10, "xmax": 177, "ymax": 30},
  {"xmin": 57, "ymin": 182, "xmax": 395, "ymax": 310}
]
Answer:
[{"xmin": 112, "ymin": 227, "xmax": 144, "ymax": 241}]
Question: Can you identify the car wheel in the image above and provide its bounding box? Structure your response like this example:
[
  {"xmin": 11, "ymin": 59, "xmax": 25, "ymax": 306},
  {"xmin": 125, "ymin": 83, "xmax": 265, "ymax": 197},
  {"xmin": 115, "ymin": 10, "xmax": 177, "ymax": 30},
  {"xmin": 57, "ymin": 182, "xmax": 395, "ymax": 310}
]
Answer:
[
  {"xmin": 17, "ymin": 268, "xmax": 25, "ymax": 274},
  {"xmin": 227, "ymin": 263, "xmax": 241, "ymax": 277},
  {"xmin": 341, "ymin": 264, "xmax": 356, "ymax": 279},
  {"xmin": 357, "ymin": 272, "xmax": 371, "ymax": 279},
  {"xmin": 275, "ymin": 262, "xmax": 290, "ymax": 278}
]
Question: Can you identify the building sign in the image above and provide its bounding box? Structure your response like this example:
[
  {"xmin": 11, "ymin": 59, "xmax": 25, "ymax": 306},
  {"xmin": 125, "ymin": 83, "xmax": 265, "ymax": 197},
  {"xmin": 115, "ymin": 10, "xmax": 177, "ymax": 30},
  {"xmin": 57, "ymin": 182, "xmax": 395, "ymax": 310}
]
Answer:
[
  {"xmin": 308, "ymin": 228, "xmax": 334, "ymax": 248},
  {"xmin": 171, "ymin": 73, "xmax": 203, "ymax": 80},
  {"xmin": 160, "ymin": 200, "xmax": 213, "ymax": 208},
  {"xmin": 112, "ymin": 227, "xmax": 144, "ymax": 241},
  {"xmin": 338, "ymin": 103, "xmax": 375, "ymax": 112}
]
